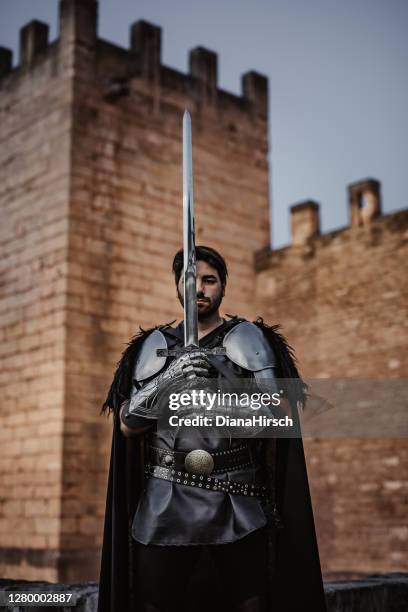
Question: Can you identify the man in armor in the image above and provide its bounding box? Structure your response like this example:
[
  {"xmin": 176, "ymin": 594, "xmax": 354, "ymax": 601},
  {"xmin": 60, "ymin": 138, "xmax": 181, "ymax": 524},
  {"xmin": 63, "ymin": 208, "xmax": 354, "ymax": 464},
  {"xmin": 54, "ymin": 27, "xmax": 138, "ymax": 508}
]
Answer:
[{"xmin": 97, "ymin": 245, "xmax": 326, "ymax": 612}]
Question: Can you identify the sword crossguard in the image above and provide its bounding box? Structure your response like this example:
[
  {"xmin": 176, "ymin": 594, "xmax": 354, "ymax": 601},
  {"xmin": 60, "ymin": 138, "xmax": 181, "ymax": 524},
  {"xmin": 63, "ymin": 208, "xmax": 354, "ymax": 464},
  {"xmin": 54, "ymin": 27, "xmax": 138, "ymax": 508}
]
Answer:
[{"xmin": 157, "ymin": 347, "xmax": 226, "ymax": 358}]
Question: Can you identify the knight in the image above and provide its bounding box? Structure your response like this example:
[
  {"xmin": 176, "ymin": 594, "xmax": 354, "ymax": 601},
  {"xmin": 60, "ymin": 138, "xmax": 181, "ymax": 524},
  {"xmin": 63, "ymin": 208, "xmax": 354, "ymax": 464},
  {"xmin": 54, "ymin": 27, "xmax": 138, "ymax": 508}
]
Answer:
[{"xmin": 97, "ymin": 113, "xmax": 326, "ymax": 612}]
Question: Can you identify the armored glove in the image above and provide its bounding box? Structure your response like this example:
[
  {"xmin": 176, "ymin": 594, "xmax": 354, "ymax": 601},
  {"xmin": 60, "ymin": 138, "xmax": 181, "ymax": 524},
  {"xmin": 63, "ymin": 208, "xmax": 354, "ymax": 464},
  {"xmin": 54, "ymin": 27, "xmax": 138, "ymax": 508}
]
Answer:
[{"xmin": 125, "ymin": 350, "xmax": 213, "ymax": 420}]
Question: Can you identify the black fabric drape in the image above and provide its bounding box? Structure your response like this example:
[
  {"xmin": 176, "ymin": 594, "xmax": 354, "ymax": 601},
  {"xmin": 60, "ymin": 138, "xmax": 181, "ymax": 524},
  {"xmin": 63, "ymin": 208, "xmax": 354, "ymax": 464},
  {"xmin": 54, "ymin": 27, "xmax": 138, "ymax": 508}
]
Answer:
[
  {"xmin": 97, "ymin": 320, "xmax": 327, "ymax": 612},
  {"xmin": 97, "ymin": 409, "xmax": 140, "ymax": 611},
  {"xmin": 98, "ymin": 328, "xmax": 155, "ymax": 612}
]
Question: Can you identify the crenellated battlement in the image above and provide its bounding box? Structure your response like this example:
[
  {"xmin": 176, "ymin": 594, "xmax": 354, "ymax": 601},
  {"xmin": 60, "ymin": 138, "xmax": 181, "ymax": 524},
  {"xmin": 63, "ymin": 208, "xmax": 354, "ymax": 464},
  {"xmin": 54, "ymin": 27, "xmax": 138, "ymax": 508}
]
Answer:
[
  {"xmin": 255, "ymin": 177, "xmax": 404, "ymax": 268},
  {"xmin": 0, "ymin": 19, "xmax": 51, "ymax": 77},
  {"xmin": 0, "ymin": 0, "xmax": 268, "ymax": 121},
  {"xmin": 348, "ymin": 178, "xmax": 382, "ymax": 227}
]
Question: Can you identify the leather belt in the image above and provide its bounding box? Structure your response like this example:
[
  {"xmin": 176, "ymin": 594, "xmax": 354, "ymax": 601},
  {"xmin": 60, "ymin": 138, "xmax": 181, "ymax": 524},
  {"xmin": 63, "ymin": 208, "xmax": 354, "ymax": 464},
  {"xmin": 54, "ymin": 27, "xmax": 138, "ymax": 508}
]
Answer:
[
  {"xmin": 148, "ymin": 443, "xmax": 254, "ymax": 475},
  {"xmin": 144, "ymin": 464, "xmax": 272, "ymax": 502}
]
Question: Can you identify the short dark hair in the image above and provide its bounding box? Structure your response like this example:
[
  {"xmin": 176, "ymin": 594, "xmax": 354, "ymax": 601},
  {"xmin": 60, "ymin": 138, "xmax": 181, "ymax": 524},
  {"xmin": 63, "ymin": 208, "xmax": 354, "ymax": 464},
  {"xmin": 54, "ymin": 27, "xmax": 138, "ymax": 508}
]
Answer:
[{"xmin": 172, "ymin": 245, "xmax": 228, "ymax": 286}]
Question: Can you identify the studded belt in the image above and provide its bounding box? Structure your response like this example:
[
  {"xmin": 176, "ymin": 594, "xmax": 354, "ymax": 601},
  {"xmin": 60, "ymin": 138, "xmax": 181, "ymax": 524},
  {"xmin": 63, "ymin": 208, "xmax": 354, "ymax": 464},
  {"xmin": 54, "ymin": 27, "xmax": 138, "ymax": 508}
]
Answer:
[
  {"xmin": 147, "ymin": 444, "xmax": 254, "ymax": 475},
  {"xmin": 144, "ymin": 464, "xmax": 273, "ymax": 502}
]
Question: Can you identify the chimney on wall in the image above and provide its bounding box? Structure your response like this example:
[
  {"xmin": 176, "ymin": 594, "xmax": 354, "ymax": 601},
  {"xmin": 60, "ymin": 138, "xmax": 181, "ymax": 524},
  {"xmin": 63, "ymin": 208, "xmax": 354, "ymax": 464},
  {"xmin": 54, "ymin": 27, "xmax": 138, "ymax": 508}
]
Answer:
[
  {"xmin": 19, "ymin": 21, "xmax": 49, "ymax": 67},
  {"xmin": 348, "ymin": 179, "xmax": 382, "ymax": 227},
  {"xmin": 290, "ymin": 200, "xmax": 320, "ymax": 246}
]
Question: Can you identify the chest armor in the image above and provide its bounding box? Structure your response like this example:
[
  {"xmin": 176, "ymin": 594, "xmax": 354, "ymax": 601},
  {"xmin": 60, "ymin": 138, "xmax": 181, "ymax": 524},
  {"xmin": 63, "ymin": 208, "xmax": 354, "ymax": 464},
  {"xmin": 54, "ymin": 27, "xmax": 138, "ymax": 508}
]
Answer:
[{"xmin": 133, "ymin": 320, "xmax": 277, "ymax": 384}]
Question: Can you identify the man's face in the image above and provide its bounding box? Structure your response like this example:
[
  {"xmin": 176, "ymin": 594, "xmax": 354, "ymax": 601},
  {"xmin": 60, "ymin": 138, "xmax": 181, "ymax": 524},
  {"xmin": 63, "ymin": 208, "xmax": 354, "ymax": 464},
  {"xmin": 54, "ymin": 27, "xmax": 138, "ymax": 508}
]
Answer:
[{"xmin": 177, "ymin": 260, "xmax": 225, "ymax": 320}]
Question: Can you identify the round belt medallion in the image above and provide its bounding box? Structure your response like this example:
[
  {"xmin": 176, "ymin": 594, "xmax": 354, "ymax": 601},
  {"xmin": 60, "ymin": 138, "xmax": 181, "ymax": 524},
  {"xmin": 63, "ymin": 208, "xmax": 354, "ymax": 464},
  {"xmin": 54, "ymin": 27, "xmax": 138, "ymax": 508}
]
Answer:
[{"xmin": 184, "ymin": 449, "xmax": 214, "ymax": 475}]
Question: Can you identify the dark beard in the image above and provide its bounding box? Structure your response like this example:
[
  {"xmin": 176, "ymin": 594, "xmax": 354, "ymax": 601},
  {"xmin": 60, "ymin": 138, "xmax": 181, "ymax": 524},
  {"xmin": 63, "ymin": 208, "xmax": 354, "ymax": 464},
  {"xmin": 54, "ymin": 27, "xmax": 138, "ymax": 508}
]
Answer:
[
  {"xmin": 197, "ymin": 294, "xmax": 222, "ymax": 320},
  {"xmin": 177, "ymin": 287, "xmax": 223, "ymax": 320}
]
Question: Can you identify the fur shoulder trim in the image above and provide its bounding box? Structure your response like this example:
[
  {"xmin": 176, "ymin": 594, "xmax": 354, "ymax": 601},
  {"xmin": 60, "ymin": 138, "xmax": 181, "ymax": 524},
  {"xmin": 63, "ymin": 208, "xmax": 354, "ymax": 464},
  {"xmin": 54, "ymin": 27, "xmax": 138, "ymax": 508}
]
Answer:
[
  {"xmin": 253, "ymin": 317, "xmax": 307, "ymax": 406},
  {"xmin": 100, "ymin": 321, "xmax": 176, "ymax": 416}
]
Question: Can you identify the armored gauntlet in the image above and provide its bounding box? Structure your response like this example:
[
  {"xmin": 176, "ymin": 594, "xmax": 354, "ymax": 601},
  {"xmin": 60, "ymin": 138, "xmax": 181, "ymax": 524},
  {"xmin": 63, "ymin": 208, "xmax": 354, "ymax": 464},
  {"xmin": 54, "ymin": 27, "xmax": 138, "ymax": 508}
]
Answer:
[{"xmin": 125, "ymin": 350, "xmax": 212, "ymax": 421}]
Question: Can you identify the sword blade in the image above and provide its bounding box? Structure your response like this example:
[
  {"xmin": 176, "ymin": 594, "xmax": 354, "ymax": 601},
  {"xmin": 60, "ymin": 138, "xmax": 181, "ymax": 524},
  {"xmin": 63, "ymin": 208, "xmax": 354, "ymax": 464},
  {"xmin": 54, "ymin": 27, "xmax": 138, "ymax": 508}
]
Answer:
[{"xmin": 183, "ymin": 110, "xmax": 199, "ymax": 348}]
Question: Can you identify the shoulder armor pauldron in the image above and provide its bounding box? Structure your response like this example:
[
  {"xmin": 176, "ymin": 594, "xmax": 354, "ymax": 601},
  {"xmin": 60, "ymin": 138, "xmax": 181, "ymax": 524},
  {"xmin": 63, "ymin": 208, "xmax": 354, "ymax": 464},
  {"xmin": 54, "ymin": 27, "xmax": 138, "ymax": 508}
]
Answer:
[
  {"xmin": 222, "ymin": 321, "xmax": 276, "ymax": 372},
  {"xmin": 133, "ymin": 328, "xmax": 169, "ymax": 383}
]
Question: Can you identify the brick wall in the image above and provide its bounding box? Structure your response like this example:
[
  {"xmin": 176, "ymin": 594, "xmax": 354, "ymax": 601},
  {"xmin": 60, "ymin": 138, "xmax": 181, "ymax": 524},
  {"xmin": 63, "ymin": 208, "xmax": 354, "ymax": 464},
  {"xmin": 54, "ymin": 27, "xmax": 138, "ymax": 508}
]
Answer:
[
  {"xmin": 0, "ymin": 19, "xmax": 73, "ymax": 580},
  {"xmin": 63, "ymin": 18, "xmax": 270, "ymax": 582},
  {"xmin": 256, "ymin": 193, "xmax": 408, "ymax": 577},
  {"xmin": 0, "ymin": 0, "xmax": 271, "ymax": 582}
]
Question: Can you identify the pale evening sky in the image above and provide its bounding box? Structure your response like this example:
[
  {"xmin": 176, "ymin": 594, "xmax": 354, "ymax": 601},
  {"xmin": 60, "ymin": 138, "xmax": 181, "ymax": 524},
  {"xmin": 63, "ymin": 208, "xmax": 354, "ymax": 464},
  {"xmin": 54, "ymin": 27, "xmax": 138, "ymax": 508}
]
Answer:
[{"xmin": 1, "ymin": 0, "xmax": 407, "ymax": 247}]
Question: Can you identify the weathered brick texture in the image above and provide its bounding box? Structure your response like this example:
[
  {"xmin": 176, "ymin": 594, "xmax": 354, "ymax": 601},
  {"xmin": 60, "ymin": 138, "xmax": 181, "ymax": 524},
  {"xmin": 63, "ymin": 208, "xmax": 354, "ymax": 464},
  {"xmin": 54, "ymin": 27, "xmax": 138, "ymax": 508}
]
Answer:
[
  {"xmin": 1, "ymin": 0, "xmax": 269, "ymax": 582},
  {"xmin": 256, "ymin": 203, "xmax": 408, "ymax": 577},
  {"xmin": 63, "ymin": 13, "xmax": 270, "ymax": 583},
  {"xmin": 0, "ymin": 12, "xmax": 75, "ymax": 581}
]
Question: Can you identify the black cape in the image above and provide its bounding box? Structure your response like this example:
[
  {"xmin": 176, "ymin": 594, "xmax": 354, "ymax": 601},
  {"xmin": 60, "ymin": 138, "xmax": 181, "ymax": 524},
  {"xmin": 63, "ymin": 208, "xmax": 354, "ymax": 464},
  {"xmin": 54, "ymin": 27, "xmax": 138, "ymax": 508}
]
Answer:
[{"xmin": 97, "ymin": 319, "xmax": 327, "ymax": 612}]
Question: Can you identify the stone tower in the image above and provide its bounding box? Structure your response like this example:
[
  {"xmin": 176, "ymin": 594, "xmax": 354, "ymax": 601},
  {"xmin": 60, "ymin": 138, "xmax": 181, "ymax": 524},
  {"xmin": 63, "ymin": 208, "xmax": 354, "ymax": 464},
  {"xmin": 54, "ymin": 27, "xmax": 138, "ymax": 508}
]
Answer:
[{"xmin": 0, "ymin": 0, "xmax": 270, "ymax": 581}]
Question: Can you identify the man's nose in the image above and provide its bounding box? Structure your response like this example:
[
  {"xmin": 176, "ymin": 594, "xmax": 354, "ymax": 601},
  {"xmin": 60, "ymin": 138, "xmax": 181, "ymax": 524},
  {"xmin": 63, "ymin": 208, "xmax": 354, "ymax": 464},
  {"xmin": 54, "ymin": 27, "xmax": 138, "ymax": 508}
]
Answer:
[{"xmin": 196, "ymin": 279, "xmax": 203, "ymax": 294}]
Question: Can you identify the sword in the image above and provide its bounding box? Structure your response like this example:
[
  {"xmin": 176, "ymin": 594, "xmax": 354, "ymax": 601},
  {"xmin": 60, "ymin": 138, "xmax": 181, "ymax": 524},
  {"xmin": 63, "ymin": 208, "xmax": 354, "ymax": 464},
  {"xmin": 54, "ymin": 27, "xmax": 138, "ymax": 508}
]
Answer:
[
  {"xmin": 157, "ymin": 110, "xmax": 225, "ymax": 358},
  {"xmin": 182, "ymin": 110, "xmax": 199, "ymax": 348}
]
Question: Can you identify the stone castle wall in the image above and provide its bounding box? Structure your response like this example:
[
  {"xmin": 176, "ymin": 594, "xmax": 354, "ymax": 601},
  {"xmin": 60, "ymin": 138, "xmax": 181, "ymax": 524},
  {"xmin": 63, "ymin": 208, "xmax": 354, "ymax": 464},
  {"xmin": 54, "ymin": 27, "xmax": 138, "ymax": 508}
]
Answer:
[
  {"xmin": 0, "ymin": 17, "xmax": 74, "ymax": 581},
  {"xmin": 255, "ymin": 189, "xmax": 408, "ymax": 577},
  {"xmin": 0, "ymin": 0, "xmax": 271, "ymax": 581}
]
